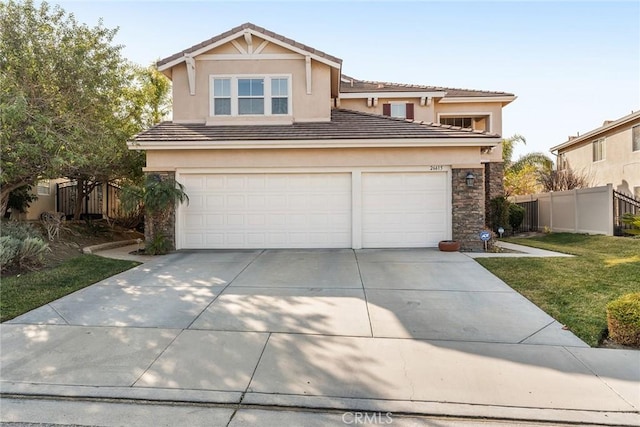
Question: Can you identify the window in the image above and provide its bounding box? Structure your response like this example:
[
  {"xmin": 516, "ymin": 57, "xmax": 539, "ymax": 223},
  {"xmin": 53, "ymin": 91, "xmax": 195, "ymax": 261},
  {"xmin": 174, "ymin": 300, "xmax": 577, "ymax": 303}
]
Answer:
[
  {"xmin": 213, "ymin": 78, "xmax": 231, "ymax": 115},
  {"xmin": 238, "ymin": 78, "xmax": 264, "ymax": 115},
  {"xmin": 557, "ymin": 153, "xmax": 567, "ymax": 170},
  {"xmin": 382, "ymin": 103, "xmax": 414, "ymax": 119},
  {"xmin": 271, "ymin": 78, "xmax": 288, "ymax": 115},
  {"xmin": 440, "ymin": 117, "xmax": 473, "ymax": 128},
  {"xmin": 593, "ymin": 138, "xmax": 605, "ymax": 162},
  {"xmin": 633, "ymin": 125, "xmax": 640, "ymax": 152},
  {"xmin": 210, "ymin": 75, "xmax": 290, "ymax": 117},
  {"xmin": 37, "ymin": 179, "xmax": 50, "ymax": 196}
]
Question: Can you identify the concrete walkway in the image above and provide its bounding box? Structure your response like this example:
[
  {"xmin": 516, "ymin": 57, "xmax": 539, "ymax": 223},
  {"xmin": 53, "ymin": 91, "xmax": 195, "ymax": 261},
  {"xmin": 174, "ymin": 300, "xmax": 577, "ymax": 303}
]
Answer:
[{"xmin": 2, "ymin": 248, "xmax": 638, "ymax": 426}]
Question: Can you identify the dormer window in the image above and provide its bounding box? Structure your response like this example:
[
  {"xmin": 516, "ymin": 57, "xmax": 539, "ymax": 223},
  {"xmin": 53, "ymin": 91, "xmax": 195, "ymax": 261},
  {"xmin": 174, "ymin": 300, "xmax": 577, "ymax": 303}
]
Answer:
[{"xmin": 210, "ymin": 75, "xmax": 291, "ymax": 117}]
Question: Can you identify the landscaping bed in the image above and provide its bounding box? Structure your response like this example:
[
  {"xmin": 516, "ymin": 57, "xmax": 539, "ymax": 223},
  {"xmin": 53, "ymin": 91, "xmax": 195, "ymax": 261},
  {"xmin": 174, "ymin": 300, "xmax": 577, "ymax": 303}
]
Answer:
[{"xmin": 477, "ymin": 233, "xmax": 640, "ymax": 347}]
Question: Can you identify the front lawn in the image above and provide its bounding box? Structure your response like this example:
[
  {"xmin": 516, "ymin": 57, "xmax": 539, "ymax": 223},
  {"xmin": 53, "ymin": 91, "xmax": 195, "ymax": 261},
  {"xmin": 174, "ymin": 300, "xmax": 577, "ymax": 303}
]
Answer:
[
  {"xmin": 477, "ymin": 233, "xmax": 640, "ymax": 347},
  {"xmin": 1, "ymin": 255, "xmax": 139, "ymax": 322}
]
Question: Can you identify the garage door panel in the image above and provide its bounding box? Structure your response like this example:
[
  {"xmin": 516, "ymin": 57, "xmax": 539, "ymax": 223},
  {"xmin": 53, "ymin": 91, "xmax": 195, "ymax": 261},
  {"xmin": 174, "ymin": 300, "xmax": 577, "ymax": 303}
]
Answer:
[
  {"xmin": 362, "ymin": 172, "xmax": 448, "ymax": 248},
  {"xmin": 180, "ymin": 173, "xmax": 351, "ymax": 249}
]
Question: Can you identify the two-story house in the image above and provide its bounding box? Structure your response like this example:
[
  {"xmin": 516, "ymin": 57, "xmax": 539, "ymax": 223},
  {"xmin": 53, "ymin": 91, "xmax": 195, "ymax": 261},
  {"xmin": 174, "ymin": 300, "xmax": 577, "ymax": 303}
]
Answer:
[
  {"xmin": 550, "ymin": 110, "xmax": 640, "ymax": 199},
  {"xmin": 130, "ymin": 23, "xmax": 516, "ymax": 250}
]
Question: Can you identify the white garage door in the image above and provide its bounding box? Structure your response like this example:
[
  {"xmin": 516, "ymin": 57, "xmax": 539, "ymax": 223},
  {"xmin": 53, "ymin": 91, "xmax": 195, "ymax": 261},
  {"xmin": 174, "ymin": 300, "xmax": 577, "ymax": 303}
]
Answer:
[
  {"xmin": 362, "ymin": 172, "xmax": 449, "ymax": 248},
  {"xmin": 179, "ymin": 173, "xmax": 351, "ymax": 249}
]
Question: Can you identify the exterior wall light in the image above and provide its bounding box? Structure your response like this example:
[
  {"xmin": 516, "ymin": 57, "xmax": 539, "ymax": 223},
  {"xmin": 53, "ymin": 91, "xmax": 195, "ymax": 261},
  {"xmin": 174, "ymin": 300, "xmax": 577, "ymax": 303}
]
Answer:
[{"xmin": 465, "ymin": 172, "xmax": 475, "ymax": 188}]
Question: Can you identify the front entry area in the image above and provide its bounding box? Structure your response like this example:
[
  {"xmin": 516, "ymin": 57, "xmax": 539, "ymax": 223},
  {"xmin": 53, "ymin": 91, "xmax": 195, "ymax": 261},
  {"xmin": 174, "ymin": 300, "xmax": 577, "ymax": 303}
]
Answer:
[{"xmin": 177, "ymin": 170, "xmax": 450, "ymax": 249}]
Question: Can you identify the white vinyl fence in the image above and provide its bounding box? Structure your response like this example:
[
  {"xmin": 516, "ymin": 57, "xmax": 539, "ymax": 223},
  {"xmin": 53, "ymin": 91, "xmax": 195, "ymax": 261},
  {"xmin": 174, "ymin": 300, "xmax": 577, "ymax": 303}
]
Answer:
[{"xmin": 511, "ymin": 184, "xmax": 614, "ymax": 236}]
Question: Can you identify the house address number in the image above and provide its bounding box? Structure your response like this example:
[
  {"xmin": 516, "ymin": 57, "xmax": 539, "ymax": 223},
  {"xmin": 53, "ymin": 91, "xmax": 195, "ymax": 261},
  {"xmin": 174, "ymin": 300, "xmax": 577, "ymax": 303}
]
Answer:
[{"xmin": 429, "ymin": 165, "xmax": 444, "ymax": 171}]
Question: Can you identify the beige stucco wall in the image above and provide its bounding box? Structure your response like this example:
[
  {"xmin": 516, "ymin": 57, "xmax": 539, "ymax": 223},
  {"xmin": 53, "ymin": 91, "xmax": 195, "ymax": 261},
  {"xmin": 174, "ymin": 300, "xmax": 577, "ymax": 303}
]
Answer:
[
  {"xmin": 145, "ymin": 146, "xmax": 483, "ymax": 171},
  {"xmin": 559, "ymin": 123, "xmax": 640, "ymax": 197},
  {"xmin": 170, "ymin": 38, "xmax": 332, "ymax": 123}
]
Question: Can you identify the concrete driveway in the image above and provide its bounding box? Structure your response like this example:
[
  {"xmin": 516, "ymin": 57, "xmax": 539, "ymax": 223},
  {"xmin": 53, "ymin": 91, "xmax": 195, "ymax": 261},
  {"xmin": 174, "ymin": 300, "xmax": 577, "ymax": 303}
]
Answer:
[{"xmin": 2, "ymin": 249, "xmax": 639, "ymax": 426}]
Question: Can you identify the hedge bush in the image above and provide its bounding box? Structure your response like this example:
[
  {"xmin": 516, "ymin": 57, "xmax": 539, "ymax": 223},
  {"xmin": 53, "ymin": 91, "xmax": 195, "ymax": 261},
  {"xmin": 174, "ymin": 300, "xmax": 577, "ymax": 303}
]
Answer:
[{"xmin": 607, "ymin": 293, "xmax": 640, "ymax": 347}]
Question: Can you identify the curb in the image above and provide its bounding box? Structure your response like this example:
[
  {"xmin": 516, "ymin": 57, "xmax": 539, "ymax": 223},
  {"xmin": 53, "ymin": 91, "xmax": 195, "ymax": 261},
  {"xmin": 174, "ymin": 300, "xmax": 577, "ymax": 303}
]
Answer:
[{"xmin": 82, "ymin": 239, "xmax": 143, "ymax": 255}]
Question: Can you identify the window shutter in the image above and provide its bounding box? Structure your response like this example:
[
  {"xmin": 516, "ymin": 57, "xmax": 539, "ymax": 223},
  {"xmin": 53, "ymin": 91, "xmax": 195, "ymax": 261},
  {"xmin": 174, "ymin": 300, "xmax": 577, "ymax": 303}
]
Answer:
[
  {"xmin": 405, "ymin": 103, "xmax": 414, "ymax": 120},
  {"xmin": 382, "ymin": 104, "xmax": 391, "ymax": 116}
]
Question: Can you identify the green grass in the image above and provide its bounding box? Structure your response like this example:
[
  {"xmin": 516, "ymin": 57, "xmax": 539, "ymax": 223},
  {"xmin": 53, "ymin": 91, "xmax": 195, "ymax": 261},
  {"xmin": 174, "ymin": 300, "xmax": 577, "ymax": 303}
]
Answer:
[
  {"xmin": 477, "ymin": 233, "xmax": 640, "ymax": 346},
  {"xmin": 1, "ymin": 255, "xmax": 140, "ymax": 322}
]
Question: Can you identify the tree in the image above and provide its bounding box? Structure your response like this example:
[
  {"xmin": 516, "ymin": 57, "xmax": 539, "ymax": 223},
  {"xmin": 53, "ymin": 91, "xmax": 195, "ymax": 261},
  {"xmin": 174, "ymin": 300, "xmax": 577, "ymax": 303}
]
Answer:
[
  {"xmin": 538, "ymin": 167, "xmax": 591, "ymax": 192},
  {"xmin": 0, "ymin": 1, "xmax": 169, "ymax": 218},
  {"xmin": 501, "ymin": 134, "xmax": 554, "ymax": 195}
]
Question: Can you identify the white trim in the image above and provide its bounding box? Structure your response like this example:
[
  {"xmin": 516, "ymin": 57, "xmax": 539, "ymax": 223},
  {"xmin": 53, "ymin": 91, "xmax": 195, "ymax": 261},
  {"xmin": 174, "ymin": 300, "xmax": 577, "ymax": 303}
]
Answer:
[
  {"xmin": 174, "ymin": 166, "xmax": 452, "ymax": 250},
  {"xmin": 130, "ymin": 137, "xmax": 502, "ymax": 151},
  {"xmin": 249, "ymin": 29, "xmax": 341, "ymax": 69},
  {"xmin": 437, "ymin": 112, "xmax": 494, "ymax": 133},
  {"xmin": 157, "ymin": 32, "xmax": 246, "ymax": 71},
  {"xmin": 243, "ymin": 30, "xmax": 253, "ymax": 54},
  {"xmin": 230, "ymin": 40, "xmax": 247, "ymax": 54},
  {"xmin": 254, "ymin": 40, "xmax": 269, "ymax": 54},
  {"xmin": 438, "ymin": 96, "xmax": 517, "ymax": 104},
  {"xmin": 196, "ymin": 53, "xmax": 304, "ymax": 61},
  {"xmin": 340, "ymin": 91, "xmax": 446, "ymax": 99},
  {"xmin": 351, "ymin": 171, "xmax": 362, "ymax": 249}
]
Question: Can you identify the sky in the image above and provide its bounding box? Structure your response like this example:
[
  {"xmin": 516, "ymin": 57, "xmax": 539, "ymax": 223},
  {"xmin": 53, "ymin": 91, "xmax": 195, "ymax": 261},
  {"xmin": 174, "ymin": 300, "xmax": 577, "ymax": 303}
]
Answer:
[{"xmin": 54, "ymin": 0, "xmax": 640, "ymax": 160}]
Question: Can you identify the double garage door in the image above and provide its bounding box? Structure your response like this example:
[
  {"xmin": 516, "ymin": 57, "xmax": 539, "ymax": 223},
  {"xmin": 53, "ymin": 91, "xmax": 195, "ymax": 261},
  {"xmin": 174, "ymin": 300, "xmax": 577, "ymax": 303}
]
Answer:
[{"xmin": 178, "ymin": 171, "xmax": 449, "ymax": 249}]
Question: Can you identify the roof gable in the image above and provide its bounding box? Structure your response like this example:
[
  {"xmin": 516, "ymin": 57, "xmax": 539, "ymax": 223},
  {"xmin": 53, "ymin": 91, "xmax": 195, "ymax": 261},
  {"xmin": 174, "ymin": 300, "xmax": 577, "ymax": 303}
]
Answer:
[{"xmin": 157, "ymin": 22, "xmax": 342, "ymax": 72}]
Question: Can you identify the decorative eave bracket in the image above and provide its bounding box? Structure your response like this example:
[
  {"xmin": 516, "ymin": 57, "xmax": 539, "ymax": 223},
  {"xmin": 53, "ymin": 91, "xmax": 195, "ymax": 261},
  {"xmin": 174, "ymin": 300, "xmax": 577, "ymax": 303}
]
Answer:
[
  {"xmin": 185, "ymin": 54, "xmax": 196, "ymax": 96},
  {"xmin": 305, "ymin": 56, "xmax": 312, "ymax": 95}
]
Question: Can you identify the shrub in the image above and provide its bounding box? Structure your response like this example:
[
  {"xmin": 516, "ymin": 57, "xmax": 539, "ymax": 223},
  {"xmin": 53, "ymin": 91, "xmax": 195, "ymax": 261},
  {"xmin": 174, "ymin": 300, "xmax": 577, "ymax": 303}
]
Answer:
[
  {"xmin": 621, "ymin": 213, "xmax": 640, "ymax": 236},
  {"xmin": 145, "ymin": 233, "xmax": 172, "ymax": 255},
  {"xmin": 508, "ymin": 203, "xmax": 526, "ymax": 233},
  {"xmin": 0, "ymin": 221, "xmax": 48, "ymax": 272},
  {"xmin": 18, "ymin": 237, "xmax": 49, "ymax": 268},
  {"xmin": 489, "ymin": 196, "xmax": 510, "ymax": 232},
  {"xmin": 1, "ymin": 220, "xmax": 42, "ymax": 240},
  {"xmin": 607, "ymin": 293, "xmax": 640, "ymax": 347},
  {"xmin": 0, "ymin": 236, "xmax": 21, "ymax": 269}
]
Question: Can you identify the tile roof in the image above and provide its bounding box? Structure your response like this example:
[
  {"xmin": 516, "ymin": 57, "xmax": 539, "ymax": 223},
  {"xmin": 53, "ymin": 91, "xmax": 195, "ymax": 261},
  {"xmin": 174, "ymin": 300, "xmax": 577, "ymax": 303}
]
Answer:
[
  {"xmin": 157, "ymin": 22, "xmax": 342, "ymax": 68},
  {"xmin": 340, "ymin": 75, "xmax": 514, "ymax": 97},
  {"xmin": 132, "ymin": 109, "xmax": 500, "ymax": 144}
]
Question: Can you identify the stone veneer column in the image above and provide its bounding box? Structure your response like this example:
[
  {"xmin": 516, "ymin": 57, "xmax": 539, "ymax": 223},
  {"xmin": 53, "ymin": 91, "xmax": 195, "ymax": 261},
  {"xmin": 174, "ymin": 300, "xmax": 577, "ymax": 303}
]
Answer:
[
  {"xmin": 484, "ymin": 162, "xmax": 505, "ymax": 228},
  {"xmin": 144, "ymin": 171, "xmax": 177, "ymax": 251},
  {"xmin": 452, "ymin": 168, "xmax": 485, "ymax": 251}
]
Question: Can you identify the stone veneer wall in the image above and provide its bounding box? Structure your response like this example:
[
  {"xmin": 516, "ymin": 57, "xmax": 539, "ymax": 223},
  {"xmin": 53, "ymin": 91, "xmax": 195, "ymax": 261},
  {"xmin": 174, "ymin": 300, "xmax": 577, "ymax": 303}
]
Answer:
[
  {"xmin": 144, "ymin": 171, "xmax": 177, "ymax": 251},
  {"xmin": 452, "ymin": 168, "xmax": 485, "ymax": 251},
  {"xmin": 484, "ymin": 162, "xmax": 505, "ymax": 229}
]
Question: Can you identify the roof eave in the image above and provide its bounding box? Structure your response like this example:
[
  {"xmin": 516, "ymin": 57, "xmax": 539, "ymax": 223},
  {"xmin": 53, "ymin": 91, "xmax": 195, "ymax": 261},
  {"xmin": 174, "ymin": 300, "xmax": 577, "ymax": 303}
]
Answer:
[
  {"xmin": 550, "ymin": 110, "xmax": 640, "ymax": 153},
  {"xmin": 128, "ymin": 137, "xmax": 502, "ymax": 151},
  {"xmin": 438, "ymin": 95, "xmax": 517, "ymax": 104}
]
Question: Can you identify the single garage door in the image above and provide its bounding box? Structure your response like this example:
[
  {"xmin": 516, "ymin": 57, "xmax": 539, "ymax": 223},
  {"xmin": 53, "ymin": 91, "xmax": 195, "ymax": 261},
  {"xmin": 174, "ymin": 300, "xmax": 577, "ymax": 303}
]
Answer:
[
  {"xmin": 179, "ymin": 173, "xmax": 351, "ymax": 249},
  {"xmin": 362, "ymin": 172, "xmax": 448, "ymax": 248}
]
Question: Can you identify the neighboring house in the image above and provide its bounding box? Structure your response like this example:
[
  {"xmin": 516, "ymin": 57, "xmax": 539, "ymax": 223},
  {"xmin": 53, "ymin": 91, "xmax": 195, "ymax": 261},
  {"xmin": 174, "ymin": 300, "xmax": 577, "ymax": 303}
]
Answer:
[
  {"xmin": 130, "ymin": 23, "xmax": 516, "ymax": 250},
  {"xmin": 550, "ymin": 110, "xmax": 640, "ymax": 199}
]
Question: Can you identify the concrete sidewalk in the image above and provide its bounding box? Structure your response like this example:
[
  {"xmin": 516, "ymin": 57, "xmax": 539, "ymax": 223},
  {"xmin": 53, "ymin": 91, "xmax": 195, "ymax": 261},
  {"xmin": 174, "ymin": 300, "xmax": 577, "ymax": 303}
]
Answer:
[{"xmin": 2, "ymin": 248, "xmax": 638, "ymax": 426}]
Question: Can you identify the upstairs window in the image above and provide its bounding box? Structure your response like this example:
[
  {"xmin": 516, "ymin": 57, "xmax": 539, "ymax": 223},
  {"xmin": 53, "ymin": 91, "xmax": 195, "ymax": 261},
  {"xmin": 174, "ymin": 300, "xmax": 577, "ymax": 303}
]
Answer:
[
  {"xmin": 557, "ymin": 153, "xmax": 567, "ymax": 170},
  {"xmin": 213, "ymin": 78, "xmax": 231, "ymax": 115},
  {"xmin": 210, "ymin": 75, "xmax": 290, "ymax": 117},
  {"xmin": 633, "ymin": 125, "xmax": 640, "ymax": 152},
  {"xmin": 271, "ymin": 78, "xmax": 289, "ymax": 115},
  {"xmin": 440, "ymin": 117, "xmax": 473, "ymax": 128},
  {"xmin": 439, "ymin": 115, "xmax": 490, "ymax": 131},
  {"xmin": 238, "ymin": 78, "xmax": 264, "ymax": 115},
  {"xmin": 382, "ymin": 103, "xmax": 414, "ymax": 119},
  {"xmin": 593, "ymin": 138, "xmax": 605, "ymax": 162}
]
